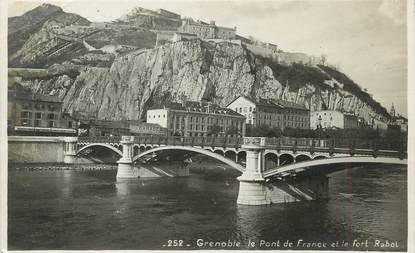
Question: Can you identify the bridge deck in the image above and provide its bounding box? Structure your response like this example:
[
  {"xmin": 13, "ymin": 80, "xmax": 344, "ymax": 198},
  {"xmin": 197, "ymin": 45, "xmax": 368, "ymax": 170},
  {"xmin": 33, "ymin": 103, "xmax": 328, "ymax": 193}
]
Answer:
[{"xmin": 77, "ymin": 136, "xmax": 406, "ymax": 158}]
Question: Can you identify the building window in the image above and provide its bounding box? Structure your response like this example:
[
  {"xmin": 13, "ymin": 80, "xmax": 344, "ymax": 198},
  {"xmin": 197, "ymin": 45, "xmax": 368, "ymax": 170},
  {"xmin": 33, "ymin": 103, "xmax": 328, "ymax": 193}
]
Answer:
[
  {"xmin": 68, "ymin": 121, "xmax": 73, "ymax": 128},
  {"xmin": 35, "ymin": 112, "xmax": 42, "ymax": 119},
  {"xmin": 21, "ymin": 111, "xmax": 31, "ymax": 118},
  {"xmin": 47, "ymin": 113, "xmax": 56, "ymax": 120},
  {"xmin": 34, "ymin": 103, "xmax": 44, "ymax": 110},
  {"xmin": 48, "ymin": 121, "xmax": 55, "ymax": 127},
  {"xmin": 34, "ymin": 120, "xmax": 41, "ymax": 127},
  {"xmin": 22, "ymin": 103, "xmax": 32, "ymax": 110}
]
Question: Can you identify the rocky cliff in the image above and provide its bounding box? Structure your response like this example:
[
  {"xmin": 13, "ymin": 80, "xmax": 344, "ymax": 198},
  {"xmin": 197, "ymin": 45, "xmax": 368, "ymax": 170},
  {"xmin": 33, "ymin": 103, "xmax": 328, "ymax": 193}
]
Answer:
[
  {"xmin": 8, "ymin": 4, "xmax": 157, "ymax": 68},
  {"xmin": 10, "ymin": 39, "xmax": 390, "ymax": 122},
  {"xmin": 8, "ymin": 4, "xmax": 91, "ymax": 67}
]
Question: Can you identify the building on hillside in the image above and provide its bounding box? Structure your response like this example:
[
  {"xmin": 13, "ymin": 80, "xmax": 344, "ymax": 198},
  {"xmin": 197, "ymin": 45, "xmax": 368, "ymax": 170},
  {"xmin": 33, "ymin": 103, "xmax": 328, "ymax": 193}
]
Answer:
[
  {"xmin": 388, "ymin": 115, "xmax": 408, "ymax": 132},
  {"xmin": 395, "ymin": 116, "xmax": 408, "ymax": 132},
  {"xmin": 171, "ymin": 32, "xmax": 198, "ymax": 42},
  {"xmin": 388, "ymin": 103, "xmax": 407, "ymax": 132},
  {"xmin": 178, "ymin": 18, "xmax": 236, "ymax": 40},
  {"xmin": 226, "ymin": 96, "xmax": 310, "ymax": 130},
  {"xmin": 146, "ymin": 101, "xmax": 246, "ymax": 137},
  {"xmin": 7, "ymin": 83, "xmax": 78, "ymax": 136},
  {"xmin": 156, "ymin": 31, "xmax": 197, "ymax": 46},
  {"xmin": 156, "ymin": 9, "xmax": 181, "ymax": 19},
  {"xmin": 310, "ymin": 110, "xmax": 358, "ymax": 129},
  {"xmin": 130, "ymin": 122, "xmax": 167, "ymax": 136}
]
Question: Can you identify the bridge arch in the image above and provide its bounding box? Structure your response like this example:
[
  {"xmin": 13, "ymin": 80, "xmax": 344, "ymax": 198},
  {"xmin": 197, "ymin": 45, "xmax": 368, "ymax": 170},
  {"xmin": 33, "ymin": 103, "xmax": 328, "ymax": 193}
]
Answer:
[
  {"xmin": 237, "ymin": 151, "xmax": 246, "ymax": 163},
  {"xmin": 132, "ymin": 146, "xmax": 245, "ymax": 172},
  {"xmin": 295, "ymin": 154, "xmax": 312, "ymax": 162},
  {"xmin": 264, "ymin": 150, "xmax": 279, "ymax": 156},
  {"xmin": 214, "ymin": 149, "xmax": 225, "ymax": 156},
  {"xmin": 264, "ymin": 156, "xmax": 407, "ymax": 178},
  {"xmin": 224, "ymin": 150, "xmax": 237, "ymax": 161},
  {"xmin": 76, "ymin": 143, "xmax": 123, "ymax": 157},
  {"xmin": 133, "ymin": 145, "xmax": 140, "ymax": 156},
  {"xmin": 265, "ymin": 152, "xmax": 279, "ymax": 170},
  {"xmin": 313, "ymin": 155, "xmax": 329, "ymax": 160},
  {"xmin": 279, "ymin": 153, "xmax": 294, "ymax": 166}
]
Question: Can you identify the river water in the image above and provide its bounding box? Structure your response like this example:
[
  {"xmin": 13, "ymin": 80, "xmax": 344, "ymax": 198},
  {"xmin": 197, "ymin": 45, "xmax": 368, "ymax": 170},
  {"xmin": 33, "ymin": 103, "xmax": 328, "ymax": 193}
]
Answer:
[{"xmin": 8, "ymin": 164, "xmax": 407, "ymax": 251}]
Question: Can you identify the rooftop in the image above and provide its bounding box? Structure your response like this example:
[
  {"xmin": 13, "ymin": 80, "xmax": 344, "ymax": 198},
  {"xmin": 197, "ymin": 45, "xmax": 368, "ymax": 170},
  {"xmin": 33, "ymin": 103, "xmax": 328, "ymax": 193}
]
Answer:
[
  {"xmin": 149, "ymin": 101, "xmax": 245, "ymax": 117},
  {"xmin": 230, "ymin": 96, "xmax": 307, "ymax": 110}
]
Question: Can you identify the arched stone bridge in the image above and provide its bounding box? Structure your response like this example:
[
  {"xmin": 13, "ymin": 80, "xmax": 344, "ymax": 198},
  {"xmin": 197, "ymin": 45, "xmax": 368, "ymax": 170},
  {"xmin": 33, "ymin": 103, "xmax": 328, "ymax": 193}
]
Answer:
[{"xmin": 63, "ymin": 135, "xmax": 407, "ymax": 205}]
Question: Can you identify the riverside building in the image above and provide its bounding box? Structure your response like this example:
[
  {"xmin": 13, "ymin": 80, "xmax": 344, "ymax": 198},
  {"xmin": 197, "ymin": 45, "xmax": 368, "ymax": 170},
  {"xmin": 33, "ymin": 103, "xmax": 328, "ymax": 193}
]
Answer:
[
  {"xmin": 310, "ymin": 110, "xmax": 358, "ymax": 129},
  {"xmin": 7, "ymin": 83, "xmax": 78, "ymax": 136},
  {"xmin": 226, "ymin": 96, "xmax": 310, "ymax": 130},
  {"xmin": 147, "ymin": 101, "xmax": 246, "ymax": 137}
]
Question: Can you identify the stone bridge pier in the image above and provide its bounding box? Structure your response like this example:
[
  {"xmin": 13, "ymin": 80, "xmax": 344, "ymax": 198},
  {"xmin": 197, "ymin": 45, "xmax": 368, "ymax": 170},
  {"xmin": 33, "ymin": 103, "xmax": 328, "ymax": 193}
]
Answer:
[
  {"xmin": 237, "ymin": 138, "xmax": 269, "ymax": 205},
  {"xmin": 116, "ymin": 136, "xmax": 137, "ymax": 178},
  {"xmin": 63, "ymin": 137, "xmax": 78, "ymax": 164},
  {"xmin": 237, "ymin": 137, "xmax": 329, "ymax": 205}
]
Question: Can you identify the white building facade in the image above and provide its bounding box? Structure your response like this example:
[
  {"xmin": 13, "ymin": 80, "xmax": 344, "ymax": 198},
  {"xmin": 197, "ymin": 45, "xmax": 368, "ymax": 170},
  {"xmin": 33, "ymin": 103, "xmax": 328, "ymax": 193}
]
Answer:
[
  {"xmin": 310, "ymin": 110, "xmax": 358, "ymax": 129},
  {"xmin": 226, "ymin": 96, "xmax": 309, "ymax": 130},
  {"xmin": 147, "ymin": 101, "xmax": 246, "ymax": 137}
]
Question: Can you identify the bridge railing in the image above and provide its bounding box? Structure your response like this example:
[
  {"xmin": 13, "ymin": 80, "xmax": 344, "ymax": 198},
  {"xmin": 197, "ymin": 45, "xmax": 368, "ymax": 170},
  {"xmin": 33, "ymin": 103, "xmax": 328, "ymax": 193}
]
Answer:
[
  {"xmin": 133, "ymin": 135, "xmax": 243, "ymax": 148},
  {"xmin": 262, "ymin": 137, "xmax": 330, "ymax": 148},
  {"xmin": 78, "ymin": 136, "xmax": 121, "ymax": 143}
]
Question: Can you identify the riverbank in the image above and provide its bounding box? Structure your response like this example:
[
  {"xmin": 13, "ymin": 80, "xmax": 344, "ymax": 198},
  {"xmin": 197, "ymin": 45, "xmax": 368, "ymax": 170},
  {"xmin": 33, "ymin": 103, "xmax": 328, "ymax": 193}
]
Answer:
[{"xmin": 8, "ymin": 163, "xmax": 117, "ymax": 171}]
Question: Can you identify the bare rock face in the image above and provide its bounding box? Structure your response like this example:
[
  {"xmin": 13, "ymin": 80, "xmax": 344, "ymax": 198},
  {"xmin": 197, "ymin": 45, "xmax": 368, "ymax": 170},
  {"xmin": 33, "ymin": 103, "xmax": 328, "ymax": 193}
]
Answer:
[
  {"xmin": 12, "ymin": 39, "xmax": 390, "ymax": 123},
  {"xmin": 62, "ymin": 40, "xmax": 262, "ymax": 120}
]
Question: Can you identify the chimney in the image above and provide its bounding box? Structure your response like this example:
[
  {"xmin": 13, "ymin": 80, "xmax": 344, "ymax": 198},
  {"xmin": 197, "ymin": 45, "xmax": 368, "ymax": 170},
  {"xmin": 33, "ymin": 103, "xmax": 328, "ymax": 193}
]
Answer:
[{"xmin": 210, "ymin": 20, "xmax": 216, "ymax": 26}]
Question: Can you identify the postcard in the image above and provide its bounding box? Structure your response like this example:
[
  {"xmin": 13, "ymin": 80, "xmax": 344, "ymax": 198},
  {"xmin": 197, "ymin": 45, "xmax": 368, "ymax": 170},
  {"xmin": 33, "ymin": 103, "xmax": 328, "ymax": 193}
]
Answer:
[{"xmin": 2, "ymin": 0, "xmax": 413, "ymax": 252}]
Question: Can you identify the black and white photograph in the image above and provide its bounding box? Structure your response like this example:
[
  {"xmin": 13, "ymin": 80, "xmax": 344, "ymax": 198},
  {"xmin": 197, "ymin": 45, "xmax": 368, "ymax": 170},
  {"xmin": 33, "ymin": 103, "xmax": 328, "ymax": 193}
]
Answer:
[{"xmin": 1, "ymin": 0, "xmax": 413, "ymax": 251}]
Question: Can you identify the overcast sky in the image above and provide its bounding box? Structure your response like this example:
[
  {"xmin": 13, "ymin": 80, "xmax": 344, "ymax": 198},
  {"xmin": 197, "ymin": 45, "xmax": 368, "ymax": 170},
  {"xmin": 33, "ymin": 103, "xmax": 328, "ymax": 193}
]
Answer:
[{"xmin": 8, "ymin": 0, "xmax": 408, "ymax": 116}]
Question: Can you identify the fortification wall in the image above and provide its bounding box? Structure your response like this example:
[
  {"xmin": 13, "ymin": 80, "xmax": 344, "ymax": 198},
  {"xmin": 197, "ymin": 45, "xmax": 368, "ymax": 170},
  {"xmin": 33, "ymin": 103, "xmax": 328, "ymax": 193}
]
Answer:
[
  {"xmin": 245, "ymin": 44, "xmax": 278, "ymax": 59},
  {"xmin": 205, "ymin": 39, "xmax": 241, "ymax": 45}
]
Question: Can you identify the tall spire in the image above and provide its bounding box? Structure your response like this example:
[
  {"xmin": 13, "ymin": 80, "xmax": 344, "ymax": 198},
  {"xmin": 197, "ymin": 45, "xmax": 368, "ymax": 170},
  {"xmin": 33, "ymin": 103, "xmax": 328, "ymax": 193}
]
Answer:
[{"xmin": 390, "ymin": 103, "xmax": 396, "ymax": 118}]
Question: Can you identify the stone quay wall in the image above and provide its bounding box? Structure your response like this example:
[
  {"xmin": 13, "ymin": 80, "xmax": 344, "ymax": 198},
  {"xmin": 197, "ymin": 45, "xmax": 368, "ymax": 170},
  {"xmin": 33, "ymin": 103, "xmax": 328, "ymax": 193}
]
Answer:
[{"xmin": 8, "ymin": 136, "xmax": 66, "ymax": 163}]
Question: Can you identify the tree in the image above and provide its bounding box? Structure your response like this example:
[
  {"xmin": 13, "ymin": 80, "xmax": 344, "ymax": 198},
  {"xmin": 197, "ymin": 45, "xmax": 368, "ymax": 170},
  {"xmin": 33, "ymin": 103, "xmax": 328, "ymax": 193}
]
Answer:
[{"xmin": 246, "ymin": 125, "xmax": 282, "ymax": 137}]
